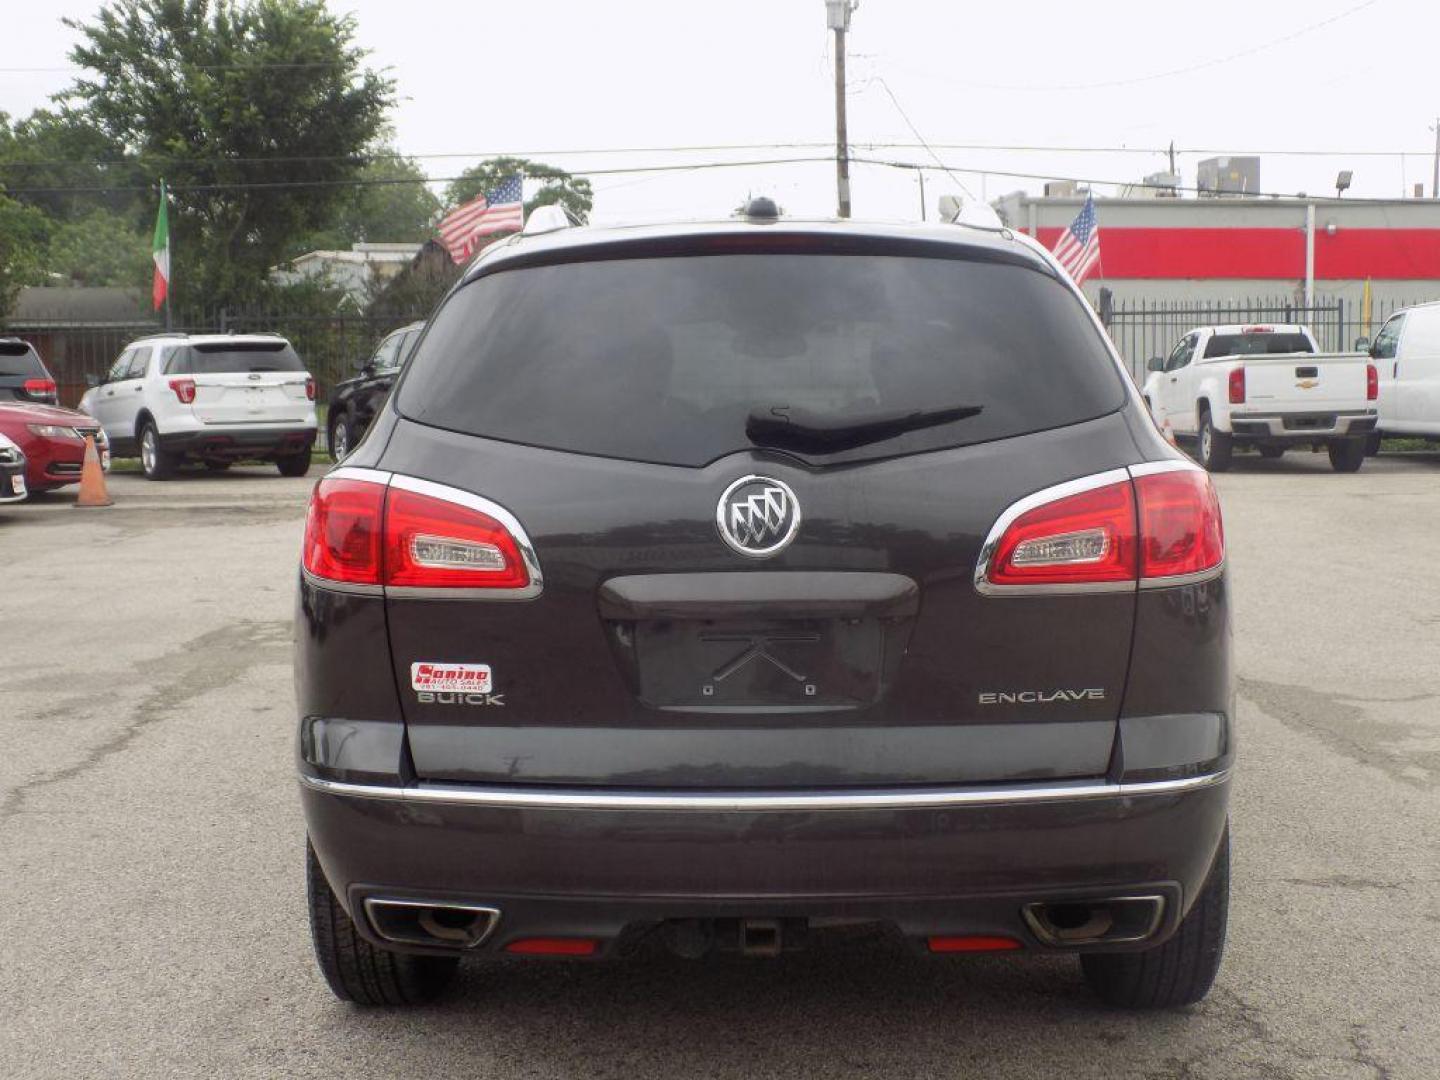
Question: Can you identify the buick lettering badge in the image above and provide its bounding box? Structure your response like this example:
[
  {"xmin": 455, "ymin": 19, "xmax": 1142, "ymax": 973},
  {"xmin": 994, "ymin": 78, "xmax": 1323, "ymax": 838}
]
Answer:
[{"xmin": 716, "ymin": 475, "xmax": 801, "ymax": 558}]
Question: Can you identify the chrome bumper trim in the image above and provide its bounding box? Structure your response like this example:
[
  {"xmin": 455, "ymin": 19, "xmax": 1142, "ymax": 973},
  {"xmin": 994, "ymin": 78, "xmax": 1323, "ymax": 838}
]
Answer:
[{"xmin": 298, "ymin": 768, "xmax": 1230, "ymax": 813}]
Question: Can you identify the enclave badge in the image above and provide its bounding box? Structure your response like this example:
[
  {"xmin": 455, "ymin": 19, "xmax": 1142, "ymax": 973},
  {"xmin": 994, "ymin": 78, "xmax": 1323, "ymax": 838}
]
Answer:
[{"xmin": 716, "ymin": 475, "xmax": 801, "ymax": 558}]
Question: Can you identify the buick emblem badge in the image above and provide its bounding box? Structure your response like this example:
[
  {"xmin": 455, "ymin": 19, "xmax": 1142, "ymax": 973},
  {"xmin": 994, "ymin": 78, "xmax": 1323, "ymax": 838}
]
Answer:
[{"xmin": 716, "ymin": 475, "xmax": 801, "ymax": 558}]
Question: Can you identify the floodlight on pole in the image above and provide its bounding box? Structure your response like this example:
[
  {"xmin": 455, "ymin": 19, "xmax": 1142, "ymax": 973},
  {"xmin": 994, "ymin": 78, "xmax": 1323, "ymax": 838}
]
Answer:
[{"xmin": 1335, "ymin": 170, "xmax": 1353, "ymax": 198}]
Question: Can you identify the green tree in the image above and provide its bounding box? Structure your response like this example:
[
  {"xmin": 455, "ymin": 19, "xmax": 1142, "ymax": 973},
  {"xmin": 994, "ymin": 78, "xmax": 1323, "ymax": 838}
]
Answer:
[
  {"xmin": 291, "ymin": 149, "xmax": 440, "ymax": 255},
  {"xmin": 0, "ymin": 192, "xmax": 49, "ymax": 318},
  {"xmin": 46, "ymin": 209, "xmax": 152, "ymax": 288},
  {"xmin": 0, "ymin": 109, "xmax": 136, "ymax": 222},
  {"xmin": 63, "ymin": 0, "xmax": 394, "ymax": 310},
  {"xmin": 443, "ymin": 157, "xmax": 592, "ymax": 226}
]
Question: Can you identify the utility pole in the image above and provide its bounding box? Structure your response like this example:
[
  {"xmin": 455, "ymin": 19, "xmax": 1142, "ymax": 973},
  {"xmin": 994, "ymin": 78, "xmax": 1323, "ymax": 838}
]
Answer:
[
  {"xmin": 1432, "ymin": 118, "xmax": 1439, "ymax": 198},
  {"xmin": 1168, "ymin": 141, "xmax": 1177, "ymax": 177},
  {"xmin": 826, "ymin": 1, "xmax": 856, "ymax": 218}
]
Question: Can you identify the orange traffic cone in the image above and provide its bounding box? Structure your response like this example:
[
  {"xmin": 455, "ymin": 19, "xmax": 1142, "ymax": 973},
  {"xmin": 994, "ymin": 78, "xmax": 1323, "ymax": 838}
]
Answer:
[
  {"xmin": 74, "ymin": 434, "xmax": 113, "ymax": 508},
  {"xmin": 1161, "ymin": 419, "xmax": 1178, "ymax": 447}
]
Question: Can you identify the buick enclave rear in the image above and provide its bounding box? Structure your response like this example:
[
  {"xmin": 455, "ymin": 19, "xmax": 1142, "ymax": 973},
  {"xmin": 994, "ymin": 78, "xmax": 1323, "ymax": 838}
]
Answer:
[{"xmin": 296, "ymin": 213, "xmax": 1232, "ymax": 1010}]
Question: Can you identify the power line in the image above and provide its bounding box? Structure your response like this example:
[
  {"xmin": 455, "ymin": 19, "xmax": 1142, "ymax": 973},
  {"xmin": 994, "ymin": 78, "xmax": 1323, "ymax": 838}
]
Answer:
[
  {"xmin": 0, "ymin": 155, "xmax": 838, "ymax": 196},
  {"xmin": 888, "ymin": 0, "xmax": 1384, "ymax": 92},
  {"xmin": 868, "ymin": 77, "xmax": 976, "ymax": 200},
  {"xmin": 852, "ymin": 156, "xmax": 1374, "ymax": 203},
  {"xmin": 1, "ymin": 141, "xmax": 1433, "ymax": 174}
]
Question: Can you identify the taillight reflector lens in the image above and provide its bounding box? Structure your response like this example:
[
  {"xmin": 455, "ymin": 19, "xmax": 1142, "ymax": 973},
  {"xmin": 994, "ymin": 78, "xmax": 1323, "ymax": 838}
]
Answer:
[
  {"xmin": 169, "ymin": 377, "xmax": 197, "ymax": 404},
  {"xmin": 1135, "ymin": 470, "xmax": 1224, "ymax": 580},
  {"xmin": 302, "ymin": 477, "xmax": 385, "ymax": 585},
  {"xmin": 383, "ymin": 487, "xmax": 529, "ymax": 589},
  {"xmin": 1227, "ymin": 367, "xmax": 1246, "ymax": 405},
  {"xmin": 305, "ymin": 377, "xmax": 316, "ymax": 401},
  {"xmin": 1366, "ymin": 363, "xmax": 1378, "ymax": 401},
  {"xmin": 23, "ymin": 378, "xmax": 57, "ymax": 400},
  {"xmin": 927, "ymin": 935, "xmax": 1023, "ymax": 953},
  {"xmin": 985, "ymin": 480, "xmax": 1137, "ymax": 586},
  {"xmin": 982, "ymin": 466, "xmax": 1224, "ymax": 590},
  {"xmin": 505, "ymin": 937, "xmax": 598, "ymax": 956}
]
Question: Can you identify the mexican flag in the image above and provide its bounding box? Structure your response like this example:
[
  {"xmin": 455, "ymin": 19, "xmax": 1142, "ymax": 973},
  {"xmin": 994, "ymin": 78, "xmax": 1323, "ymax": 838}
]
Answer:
[{"xmin": 151, "ymin": 179, "xmax": 170, "ymax": 311}]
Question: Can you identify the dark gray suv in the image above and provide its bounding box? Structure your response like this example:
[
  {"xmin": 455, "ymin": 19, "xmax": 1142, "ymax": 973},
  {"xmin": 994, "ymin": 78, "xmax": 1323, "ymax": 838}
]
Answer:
[{"xmin": 296, "ymin": 208, "xmax": 1232, "ymax": 1010}]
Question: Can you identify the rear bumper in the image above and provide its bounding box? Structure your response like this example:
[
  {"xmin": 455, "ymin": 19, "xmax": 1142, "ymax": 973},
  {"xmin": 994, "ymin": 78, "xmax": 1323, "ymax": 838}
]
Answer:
[
  {"xmin": 1229, "ymin": 409, "xmax": 1377, "ymax": 440},
  {"xmin": 159, "ymin": 425, "xmax": 315, "ymax": 458},
  {"xmin": 301, "ymin": 769, "xmax": 1230, "ymax": 956}
]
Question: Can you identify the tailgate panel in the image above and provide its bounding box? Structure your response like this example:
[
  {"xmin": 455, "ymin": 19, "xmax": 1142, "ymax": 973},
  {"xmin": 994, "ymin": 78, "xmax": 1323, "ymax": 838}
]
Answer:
[
  {"xmin": 1244, "ymin": 356, "xmax": 1368, "ymax": 410},
  {"xmin": 383, "ymin": 414, "xmax": 1141, "ymax": 788}
]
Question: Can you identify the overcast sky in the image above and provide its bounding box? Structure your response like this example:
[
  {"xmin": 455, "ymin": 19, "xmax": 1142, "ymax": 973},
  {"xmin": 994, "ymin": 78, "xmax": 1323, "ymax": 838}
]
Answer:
[{"xmin": 4, "ymin": 0, "xmax": 1438, "ymax": 222}]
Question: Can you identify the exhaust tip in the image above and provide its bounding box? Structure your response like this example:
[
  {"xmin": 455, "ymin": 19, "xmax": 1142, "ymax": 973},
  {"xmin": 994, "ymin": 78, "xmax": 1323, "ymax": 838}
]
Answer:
[
  {"xmin": 1022, "ymin": 895, "xmax": 1165, "ymax": 947},
  {"xmin": 363, "ymin": 898, "xmax": 500, "ymax": 949}
]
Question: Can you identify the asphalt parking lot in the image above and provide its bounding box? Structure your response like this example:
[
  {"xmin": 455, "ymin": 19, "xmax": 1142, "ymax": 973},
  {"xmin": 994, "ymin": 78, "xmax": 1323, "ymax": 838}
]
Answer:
[{"xmin": 3, "ymin": 452, "xmax": 1438, "ymax": 1080}]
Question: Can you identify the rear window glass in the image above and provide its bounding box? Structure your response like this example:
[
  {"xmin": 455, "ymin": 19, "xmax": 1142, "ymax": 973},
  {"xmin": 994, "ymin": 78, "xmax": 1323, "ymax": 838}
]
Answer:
[
  {"xmin": 0, "ymin": 342, "xmax": 46, "ymax": 378},
  {"xmin": 1204, "ymin": 332, "xmax": 1313, "ymax": 358},
  {"xmin": 165, "ymin": 341, "xmax": 304, "ymax": 375},
  {"xmin": 397, "ymin": 253, "xmax": 1125, "ymax": 466}
]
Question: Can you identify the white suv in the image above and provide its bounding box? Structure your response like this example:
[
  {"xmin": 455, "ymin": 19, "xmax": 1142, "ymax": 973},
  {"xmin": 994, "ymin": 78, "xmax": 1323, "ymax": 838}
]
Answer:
[{"xmin": 79, "ymin": 333, "xmax": 318, "ymax": 480}]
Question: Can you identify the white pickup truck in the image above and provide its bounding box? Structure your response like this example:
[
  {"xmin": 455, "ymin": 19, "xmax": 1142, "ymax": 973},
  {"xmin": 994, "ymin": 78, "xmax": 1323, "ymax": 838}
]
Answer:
[{"xmin": 1140, "ymin": 324, "xmax": 1378, "ymax": 473}]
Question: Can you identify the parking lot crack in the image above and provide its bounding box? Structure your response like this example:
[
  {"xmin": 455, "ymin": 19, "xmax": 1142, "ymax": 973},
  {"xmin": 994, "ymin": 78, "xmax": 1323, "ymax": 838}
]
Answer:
[{"xmin": 0, "ymin": 620, "xmax": 290, "ymax": 824}]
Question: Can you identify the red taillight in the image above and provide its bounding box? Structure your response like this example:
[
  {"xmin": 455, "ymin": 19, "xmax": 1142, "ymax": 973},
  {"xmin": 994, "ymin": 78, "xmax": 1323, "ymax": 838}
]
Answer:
[
  {"xmin": 1134, "ymin": 470, "xmax": 1224, "ymax": 580},
  {"xmin": 504, "ymin": 938, "xmax": 598, "ymax": 956},
  {"xmin": 383, "ymin": 486, "xmax": 530, "ymax": 590},
  {"xmin": 169, "ymin": 377, "xmax": 197, "ymax": 404},
  {"xmin": 1366, "ymin": 363, "xmax": 1378, "ymax": 401},
  {"xmin": 982, "ymin": 466, "xmax": 1224, "ymax": 590},
  {"xmin": 302, "ymin": 477, "xmax": 385, "ymax": 585},
  {"xmin": 303, "ymin": 474, "xmax": 533, "ymax": 592},
  {"xmin": 23, "ymin": 378, "xmax": 57, "ymax": 400},
  {"xmin": 984, "ymin": 478, "xmax": 1137, "ymax": 587},
  {"xmin": 305, "ymin": 377, "xmax": 316, "ymax": 401},
  {"xmin": 927, "ymin": 935, "xmax": 1023, "ymax": 954},
  {"xmin": 1227, "ymin": 367, "xmax": 1246, "ymax": 405}
]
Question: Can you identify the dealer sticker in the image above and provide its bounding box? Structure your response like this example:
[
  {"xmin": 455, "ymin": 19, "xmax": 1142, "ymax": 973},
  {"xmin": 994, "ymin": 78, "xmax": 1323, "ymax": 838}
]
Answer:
[{"xmin": 411, "ymin": 662, "xmax": 493, "ymax": 694}]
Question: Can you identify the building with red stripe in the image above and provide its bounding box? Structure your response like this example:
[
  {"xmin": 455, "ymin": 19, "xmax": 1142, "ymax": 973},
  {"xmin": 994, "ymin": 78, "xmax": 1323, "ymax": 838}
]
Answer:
[{"xmin": 996, "ymin": 193, "xmax": 1440, "ymax": 311}]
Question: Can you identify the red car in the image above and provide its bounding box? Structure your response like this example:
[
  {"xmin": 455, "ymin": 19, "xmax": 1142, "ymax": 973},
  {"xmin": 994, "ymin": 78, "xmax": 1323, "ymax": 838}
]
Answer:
[{"xmin": 0, "ymin": 402, "xmax": 110, "ymax": 493}]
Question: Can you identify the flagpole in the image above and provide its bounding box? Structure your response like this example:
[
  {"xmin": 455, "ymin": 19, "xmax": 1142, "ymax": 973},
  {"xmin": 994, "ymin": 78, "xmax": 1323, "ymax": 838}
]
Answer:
[{"xmin": 162, "ymin": 179, "xmax": 172, "ymax": 331}]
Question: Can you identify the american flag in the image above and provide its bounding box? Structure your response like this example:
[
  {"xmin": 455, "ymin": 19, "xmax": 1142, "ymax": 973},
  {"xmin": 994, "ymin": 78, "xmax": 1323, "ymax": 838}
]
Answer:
[
  {"xmin": 437, "ymin": 174, "xmax": 524, "ymax": 263},
  {"xmin": 1052, "ymin": 193, "xmax": 1102, "ymax": 284}
]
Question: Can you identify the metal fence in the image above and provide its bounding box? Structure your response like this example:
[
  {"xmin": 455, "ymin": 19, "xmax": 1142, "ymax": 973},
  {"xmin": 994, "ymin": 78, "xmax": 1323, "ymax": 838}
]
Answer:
[
  {"xmin": 1102, "ymin": 295, "xmax": 1431, "ymax": 382},
  {"xmin": 3, "ymin": 307, "xmax": 427, "ymax": 408}
]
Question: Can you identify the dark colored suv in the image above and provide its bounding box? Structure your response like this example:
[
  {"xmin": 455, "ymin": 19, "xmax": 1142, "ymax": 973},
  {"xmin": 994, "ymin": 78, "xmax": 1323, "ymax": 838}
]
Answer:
[
  {"xmin": 297, "ymin": 212, "xmax": 1232, "ymax": 1010},
  {"xmin": 0, "ymin": 339, "xmax": 59, "ymax": 405},
  {"xmin": 326, "ymin": 321, "xmax": 423, "ymax": 460}
]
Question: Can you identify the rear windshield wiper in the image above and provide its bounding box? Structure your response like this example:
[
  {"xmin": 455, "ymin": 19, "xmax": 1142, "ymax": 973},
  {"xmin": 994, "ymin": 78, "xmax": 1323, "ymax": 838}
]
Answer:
[{"xmin": 745, "ymin": 403, "xmax": 983, "ymax": 454}]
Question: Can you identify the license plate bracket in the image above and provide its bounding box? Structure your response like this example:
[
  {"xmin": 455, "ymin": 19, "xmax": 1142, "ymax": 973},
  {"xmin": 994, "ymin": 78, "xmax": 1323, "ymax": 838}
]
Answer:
[{"xmin": 633, "ymin": 617, "xmax": 884, "ymax": 710}]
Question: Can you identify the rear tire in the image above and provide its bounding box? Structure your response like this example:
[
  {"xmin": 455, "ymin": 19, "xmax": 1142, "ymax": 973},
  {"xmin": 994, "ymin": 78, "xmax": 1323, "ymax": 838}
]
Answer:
[
  {"xmin": 139, "ymin": 421, "xmax": 177, "ymax": 481},
  {"xmin": 1364, "ymin": 432, "xmax": 1381, "ymax": 457},
  {"xmin": 1257, "ymin": 445, "xmax": 1284, "ymax": 459},
  {"xmin": 277, "ymin": 451, "xmax": 312, "ymax": 478},
  {"xmin": 1328, "ymin": 439, "xmax": 1366, "ymax": 473},
  {"xmin": 1081, "ymin": 828, "xmax": 1229, "ymax": 1009},
  {"xmin": 306, "ymin": 841, "xmax": 458, "ymax": 1006},
  {"xmin": 328, "ymin": 413, "xmax": 355, "ymax": 462},
  {"xmin": 1197, "ymin": 412, "xmax": 1232, "ymax": 472}
]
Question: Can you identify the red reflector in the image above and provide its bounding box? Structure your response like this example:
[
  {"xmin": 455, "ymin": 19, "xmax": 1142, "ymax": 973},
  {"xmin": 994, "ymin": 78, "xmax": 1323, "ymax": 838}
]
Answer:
[
  {"xmin": 927, "ymin": 935, "xmax": 1023, "ymax": 953},
  {"xmin": 986, "ymin": 479, "xmax": 1137, "ymax": 587},
  {"xmin": 1366, "ymin": 363, "xmax": 1378, "ymax": 401},
  {"xmin": 169, "ymin": 377, "xmax": 197, "ymax": 405},
  {"xmin": 1135, "ymin": 470, "xmax": 1224, "ymax": 580},
  {"xmin": 1227, "ymin": 367, "xmax": 1246, "ymax": 405},
  {"xmin": 305, "ymin": 376, "xmax": 316, "ymax": 401},
  {"xmin": 505, "ymin": 937, "xmax": 598, "ymax": 956},
  {"xmin": 383, "ymin": 487, "xmax": 529, "ymax": 590},
  {"xmin": 23, "ymin": 378, "xmax": 57, "ymax": 398},
  {"xmin": 302, "ymin": 477, "xmax": 385, "ymax": 585}
]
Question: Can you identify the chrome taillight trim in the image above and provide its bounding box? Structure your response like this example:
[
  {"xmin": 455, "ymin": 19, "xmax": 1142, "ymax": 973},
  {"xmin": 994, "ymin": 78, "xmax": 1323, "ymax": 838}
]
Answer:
[
  {"xmin": 973, "ymin": 468, "xmax": 1133, "ymax": 597},
  {"xmin": 298, "ymin": 767, "xmax": 1231, "ymax": 813},
  {"xmin": 301, "ymin": 466, "xmax": 543, "ymax": 600},
  {"xmin": 975, "ymin": 458, "xmax": 1224, "ymax": 596}
]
